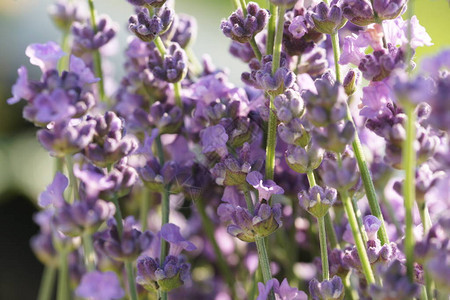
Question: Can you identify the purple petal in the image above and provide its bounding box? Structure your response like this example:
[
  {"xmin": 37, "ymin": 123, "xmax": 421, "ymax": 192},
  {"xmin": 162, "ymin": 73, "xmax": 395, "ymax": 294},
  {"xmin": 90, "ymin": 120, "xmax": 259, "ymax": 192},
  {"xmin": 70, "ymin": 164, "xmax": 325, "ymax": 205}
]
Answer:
[
  {"xmin": 69, "ymin": 55, "xmax": 100, "ymax": 85},
  {"xmin": 25, "ymin": 41, "xmax": 65, "ymax": 73},
  {"xmin": 161, "ymin": 223, "xmax": 196, "ymax": 256},
  {"xmin": 7, "ymin": 66, "xmax": 33, "ymax": 104},
  {"xmin": 76, "ymin": 271, "xmax": 125, "ymax": 300},
  {"xmin": 38, "ymin": 172, "xmax": 68, "ymax": 208}
]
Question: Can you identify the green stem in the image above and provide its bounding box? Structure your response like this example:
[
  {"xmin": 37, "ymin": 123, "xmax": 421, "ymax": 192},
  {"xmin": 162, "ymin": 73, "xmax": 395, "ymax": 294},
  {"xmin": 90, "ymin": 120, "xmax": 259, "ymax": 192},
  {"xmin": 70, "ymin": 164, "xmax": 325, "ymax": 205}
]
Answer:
[
  {"xmin": 340, "ymin": 189, "xmax": 375, "ymax": 285},
  {"xmin": 418, "ymin": 202, "xmax": 432, "ymax": 234},
  {"xmin": 173, "ymin": 81, "xmax": 182, "ymax": 108},
  {"xmin": 65, "ymin": 155, "xmax": 79, "ymax": 202},
  {"xmin": 159, "ymin": 188, "xmax": 170, "ymax": 263},
  {"xmin": 125, "ymin": 261, "xmax": 139, "ymax": 300},
  {"xmin": 37, "ymin": 266, "xmax": 56, "ymax": 300},
  {"xmin": 255, "ymin": 237, "xmax": 273, "ymax": 285},
  {"xmin": 402, "ymin": 104, "xmax": 416, "ymax": 281},
  {"xmin": 271, "ymin": 6, "xmax": 285, "ymax": 75},
  {"xmin": 318, "ymin": 216, "xmax": 329, "ymax": 280},
  {"xmin": 87, "ymin": 0, "xmax": 105, "ymax": 103},
  {"xmin": 329, "ymin": 27, "xmax": 390, "ymax": 245},
  {"xmin": 157, "ymin": 289, "xmax": 168, "ymax": 300},
  {"xmin": 57, "ymin": 29, "xmax": 70, "ymax": 72},
  {"xmin": 351, "ymin": 197, "xmax": 368, "ymax": 244},
  {"xmin": 265, "ymin": 97, "xmax": 277, "ymax": 182},
  {"xmin": 324, "ymin": 213, "xmax": 339, "ymax": 249},
  {"xmin": 154, "ymin": 36, "xmax": 167, "ymax": 55},
  {"xmin": 306, "ymin": 171, "xmax": 330, "ymax": 280},
  {"xmin": 196, "ymin": 198, "xmax": 236, "ymax": 298},
  {"xmin": 250, "ymin": 38, "xmax": 262, "ymax": 61},
  {"xmin": 111, "ymin": 195, "xmax": 124, "ymax": 235},
  {"xmin": 155, "ymin": 135, "xmax": 165, "ymax": 165},
  {"xmin": 239, "ymin": 0, "xmax": 247, "ymax": 13},
  {"xmin": 266, "ymin": 2, "xmax": 276, "ymax": 56},
  {"xmin": 243, "ymin": 189, "xmax": 254, "ymax": 214},
  {"xmin": 82, "ymin": 233, "xmax": 96, "ymax": 272},
  {"xmin": 343, "ymin": 274, "xmax": 357, "ymax": 300},
  {"xmin": 55, "ymin": 157, "xmax": 64, "ymax": 174},
  {"xmin": 140, "ymin": 189, "xmax": 152, "ymax": 230},
  {"xmin": 57, "ymin": 251, "xmax": 70, "ymax": 300},
  {"xmin": 186, "ymin": 47, "xmax": 202, "ymax": 75}
]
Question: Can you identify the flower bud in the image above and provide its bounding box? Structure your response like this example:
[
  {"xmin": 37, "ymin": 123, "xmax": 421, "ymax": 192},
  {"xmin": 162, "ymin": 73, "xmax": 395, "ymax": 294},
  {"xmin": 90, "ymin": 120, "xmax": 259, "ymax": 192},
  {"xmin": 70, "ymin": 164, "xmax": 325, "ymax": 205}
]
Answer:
[
  {"xmin": 343, "ymin": 69, "xmax": 360, "ymax": 96},
  {"xmin": 285, "ymin": 144, "xmax": 324, "ymax": 173},
  {"xmin": 309, "ymin": 275, "xmax": 345, "ymax": 300},
  {"xmin": 298, "ymin": 185, "xmax": 337, "ymax": 218},
  {"xmin": 308, "ymin": 2, "xmax": 347, "ymax": 35}
]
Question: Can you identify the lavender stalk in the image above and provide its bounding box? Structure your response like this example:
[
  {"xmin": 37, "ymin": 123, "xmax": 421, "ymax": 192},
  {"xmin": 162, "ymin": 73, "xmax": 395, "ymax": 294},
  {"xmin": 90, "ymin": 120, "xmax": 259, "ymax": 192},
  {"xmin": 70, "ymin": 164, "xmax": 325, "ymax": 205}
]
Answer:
[{"xmin": 37, "ymin": 266, "xmax": 56, "ymax": 300}]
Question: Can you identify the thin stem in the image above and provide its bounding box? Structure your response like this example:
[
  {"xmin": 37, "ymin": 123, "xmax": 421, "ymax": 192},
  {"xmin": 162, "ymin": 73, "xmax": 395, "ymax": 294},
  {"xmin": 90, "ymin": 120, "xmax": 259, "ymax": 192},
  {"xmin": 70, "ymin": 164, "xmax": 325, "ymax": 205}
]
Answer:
[
  {"xmin": 318, "ymin": 216, "xmax": 329, "ymax": 280},
  {"xmin": 250, "ymin": 38, "xmax": 262, "ymax": 61},
  {"xmin": 255, "ymin": 237, "xmax": 273, "ymax": 285},
  {"xmin": 65, "ymin": 155, "xmax": 79, "ymax": 202},
  {"xmin": 111, "ymin": 195, "xmax": 124, "ymax": 235},
  {"xmin": 329, "ymin": 27, "xmax": 390, "ymax": 245},
  {"xmin": 55, "ymin": 157, "xmax": 64, "ymax": 174},
  {"xmin": 155, "ymin": 135, "xmax": 165, "ymax": 165},
  {"xmin": 140, "ymin": 189, "xmax": 152, "ymax": 230},
  {"xmin": 125, "ymin": 261, "xmax": 139, "ymax": 300},
  {"xmin": 343, "ymin": 274, "xmax": 357, "ymax": 300},
  {"xmin": 271, "ymin": 6, "xmax": 285, "ymax": 75},
  {"xmin": 154, "ymin": 36, "xmax": 167, "ymax": 56},
  {"xmin": 402, "ymin": 104, "xmax": 416, "ymax": 281},
  {"xmin": 239, "ymin": 0, "xmax": 247, "ymax": 13},
  {"xmin": 157, "ymin": 289, "xmax": 168, "ymax": 300},
  {"xmin": 159, "ymin": 187, "xmax": 170, "ymax": 263},
  {"xmin": 173, "ymin": 81, "xmax": 182, "ymax": 108},
  {"xmin": 57, "ymin": 252, "xmax": 70, "ymax": 300},
  {"xmin": 306, "ymin": 171, "xmax": 330, "ymax": 280},
  {"xmin": 266, "ymin": 2, "xmax": 276, "ymax": 56},
  {"xmin": 265, "ymin": 97, "xmax": 277, "ymax": 182},
  {"xmin": 340, "ymin": 189, "xmax": 375, "ymax": 285},
  {"xmin": 243, "ymin": 188, "xmax": 254, "ymax": 214},
  {"xmin": 87, "ymin": 0, "xmax": 105, "ymax": 102},
  {"xmin": 418, "ymin": 202, "xmax": 432, "ymax": 235},
  {"xmin": 351, "ymin": 197, "xmax": 368, "ymax": 244},
  {"xmin": 57, "ymin": 29, "xmax": 70, "ymax": 72},
  {"xmin": 195, "ymin": 198, "xmax": 236, "ymax": 298},
  {"xmin": 324, "ymin": 213, "xmax": 339, "ymax": 249},
  {"xmin": 37, "ymin": 266, "xmax": 56, "ymax": 300},
  {"xmin": 82, "ymin": 233, "xmax": 96, "ymax": 272}
]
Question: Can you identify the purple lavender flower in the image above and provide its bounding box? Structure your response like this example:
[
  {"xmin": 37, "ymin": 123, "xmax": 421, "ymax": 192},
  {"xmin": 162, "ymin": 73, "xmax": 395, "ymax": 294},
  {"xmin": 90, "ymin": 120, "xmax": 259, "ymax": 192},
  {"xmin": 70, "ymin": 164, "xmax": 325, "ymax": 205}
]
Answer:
[
  {"xmin": 246, "ymin": 171, "xmax": 284, "ymax": 202},
  {"xmin": 200, "ymin": 124, "xmax": 229, "ymax": 158},
  {"xmin": 164, "ymin": 14, "xmax": 197, "ymax": 48},
  {"xmin": 242, "ymin": 54, "xmax": 296, "ymax": 95},
  {"xmin": 269, "ymin": 0, "xmax": 298, "ymax": 8},
  {"xmin": 370, "ymin": 260, "xmax": 420, "ymax": 299},
  {"xmin": 278, "ymin": 117, "xmax": 311, "ymax": 146},
  {"xmin": 372, "ymin": 0, "xmax": 406, "ymax": 21},
  {"xmin": 48, "ymin": 0, "xmax": 87, "ymax": 31},
  {"xmin": 343, "ymin": 68, "xmax": 361, "ymax": 96},
  {"xmin": 359, "ymin": 80, "xmax": 393, "ymax": 118},
  {"xmin": 312, "ymin": 122, "xmax": 355, "ymax": 153},
  {"xmin": 298, "ymin": 185, "xmax": 337, "ymax": 218},
  {"xmin": 72, "ymin": 16, "xmax": 117, "ymax": 56},
  {"xmin": 128, "ymin": 7, "xmax": 174, "ymax": 42},
  {"xmin": 38, "ymin": 172, "xmax": 69, "ymax": 208},
  {"xmin": 307, "ymin": 1, "xmax": 347, "ymax": 35},
  {"xmin": 230, "ymin": 40, "xmax": 256, "ymax": 62},
  {"xmin": 69, "ymin": 55, "xmax": 100, "ymax": 85},
  {"xmin": 127, "ymin": 0, "xmax": 167, "ymax": 7},
  {"xmin": 37, "ymin": 119, "xmax": 96, "ymax": 157},
  {"xmin": 7, "ymin": 66, "xmax": 34, "ymax": 105},
  {"xmin": 289, "ymin": 15, "xmax": 309, "ymax": 39},
  {"xmin": 84, "ymin": 112, "xmax": 138, "ymax": 167},
  {"xmin": 363, "ymin": 215, "xmax": 382, "ymax": 241},
  {"xmin": 53, "ymin": 198, "xmax": 116, "ymax": 236},
  {"xmin": 76, "ymin": 271, "xmax": 125, "ymax": 300},
  {"xmin": 428, "ymin": 72, "xmax": 450, "ymax": 132},
  {"xmin": 25, "ymin": 41, "xmax": 65, "ymax": 73},
  {"xmin": 221, "ymin": 2, "xmax": 269, "ymax": 43},
  {"xmin": 297, "ymin": 48, "xmax": 329, "ymax": 77},
  {"xmin": 136, "ymin": 255, "xmax": 191, "ymax": 292},
  {"xmin": 341, "ymin": 0, "xmax": 375, "ymax": 26},
  {"xmin": 257, "ymin": 278, "xmax": 307, "ymax": 300},
  {"xmin": 285, "ymin": 143, "xmax": 324, "ymax": 173},
  {"xmin": 160, "ymin": 223, "xmax": 197, "ymax": 256},
  {"xmin": 134, "ymin": 101, "xmax": 182, "ymax": 134},
  {"xmin": 358, "ymin": 44, "xmax": 405, "ymax": 82},
  {"xmin": 309, "ymin": 275, "xmax": 344, "ymax": 300},
  {"xmin": 95, "ymin": 216, "xmax": 153, "ymax": 261},
  {"xmin": 303, "ymin": 73, "xmax": 347, "ymax": 127},
  {"xmin": 274, "ymin": 89, "xmax": 305, "ymax": 123},
  {"xmin": 339, "ymin": 35, "xmax": 366, "ymax": 66},
  {"xmin": 320, "ymin": 156, "xmax": 359, "ymax": 190},
  {"xmin": 148, "ymin": 42, "xmax": 187, "ymax": 83}
]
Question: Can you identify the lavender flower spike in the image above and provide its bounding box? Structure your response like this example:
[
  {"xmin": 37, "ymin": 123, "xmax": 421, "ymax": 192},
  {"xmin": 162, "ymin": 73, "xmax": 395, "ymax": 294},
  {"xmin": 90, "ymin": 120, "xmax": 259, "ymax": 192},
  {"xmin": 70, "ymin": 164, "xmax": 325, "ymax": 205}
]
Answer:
[
  {"xmin": 309, "ymin": 275, "xmax": 344, "ymax": 300},
  {"xmin": 307, "ymin": 1, "xmax": 347, "ymax": 35},
  {"xmin": 298, "ymin": 185, "xmax": 337, "ymax": 218},
  {"xmin": 221, "ymin": 2, "xmax": 269, "ymax": 43},
  {"xmin": 25, "ymin": 41, "xmax": 65, "ymax": 73},
  {"xmin": 257, "ymin": 278, "xmax": 307, "ymax": 300},
  {"xmin": 341, "ymin": 0, "xmax": 375, "ymax": 26},
  {"xmin": 128, "ymin": 7, "xmax": 174, "ymax": 42},
  {"xmin": 246, "ymin": 171, "xmax": 284, "ymax": 202},
  {"xmin": 160, "ymin": 223, "xmax": 197, "ymax": 256},
  {"xmin": 76, "ymin": 271, "xmax": 125, "ymax": 300},
  {"xmin": 148, "ymin": 42, "xmax": 188, "ymax": 83}
]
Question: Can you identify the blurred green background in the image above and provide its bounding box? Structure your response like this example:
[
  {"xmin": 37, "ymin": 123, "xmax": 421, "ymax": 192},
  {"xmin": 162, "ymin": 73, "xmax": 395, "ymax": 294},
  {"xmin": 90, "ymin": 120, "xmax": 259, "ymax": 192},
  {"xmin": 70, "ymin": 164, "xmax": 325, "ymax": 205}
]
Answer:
[{"xmin": 0, "ymin": 0, "xmax": 448, "ymax": 298}]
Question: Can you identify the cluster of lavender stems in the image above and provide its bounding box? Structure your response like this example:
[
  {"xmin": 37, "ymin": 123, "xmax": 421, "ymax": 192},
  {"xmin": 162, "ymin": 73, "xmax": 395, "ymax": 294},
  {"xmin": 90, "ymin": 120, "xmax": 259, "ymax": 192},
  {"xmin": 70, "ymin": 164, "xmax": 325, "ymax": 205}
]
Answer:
[{"xmin": 6, "ymin": 0, "xmax": 450, "ymax": 299}]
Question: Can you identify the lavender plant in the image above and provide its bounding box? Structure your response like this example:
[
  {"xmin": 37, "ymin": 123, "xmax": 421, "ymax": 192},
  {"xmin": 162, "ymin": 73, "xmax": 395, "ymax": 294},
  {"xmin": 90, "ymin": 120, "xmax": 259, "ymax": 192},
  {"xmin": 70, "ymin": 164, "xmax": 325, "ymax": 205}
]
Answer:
[{"xmin": 6, "ymin": 0, "xmax": 450, "ymax": 299}]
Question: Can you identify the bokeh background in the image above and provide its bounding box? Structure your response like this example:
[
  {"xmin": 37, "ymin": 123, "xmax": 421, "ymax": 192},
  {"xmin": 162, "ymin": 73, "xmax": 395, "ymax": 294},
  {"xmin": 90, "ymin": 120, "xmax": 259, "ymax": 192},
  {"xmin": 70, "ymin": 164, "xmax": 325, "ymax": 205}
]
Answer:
[{"xmin": 0, "ymin": 0, "xmax": 448, "ymax": 298}]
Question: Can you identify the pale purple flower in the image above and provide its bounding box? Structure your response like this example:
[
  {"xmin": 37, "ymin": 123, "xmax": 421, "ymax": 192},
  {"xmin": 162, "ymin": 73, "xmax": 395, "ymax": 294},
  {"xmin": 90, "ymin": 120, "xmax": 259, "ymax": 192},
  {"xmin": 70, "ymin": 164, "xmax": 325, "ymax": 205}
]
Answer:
[
  {"xmin": 407, "ymin": 16, "xmax": 433, "ymax": 49},
  {"xmin": 7, "ymin": 66, "xmax": 33, "ymax": 104},
  {"xmin": 25, "ymin": 41, "xmax": 65, "ymax": 73},
  {"xmin": 359, "ymin": 81, "xmax": 393, "ymax": 118},
  {"xmin": 339, "ymin": 35, "xmax": 366, "ymax": 65},
  {"xmin": 76, "ymin": 271, "xmax": 125, "ymax": 300},
  {"xmin": 372, "ymin": 0, "xmax": 406, "ymax": 21},
  {"xmin": 289, "ymin": 16, "xmax": 309, "ymax": 39},
  {"xmin": 38, "ymin": 172, "xmax": 68, "ymax": 208},
  {"xmin": 160, "ymin": 223, "xmax": 197, "ymax": 256},
  {"xmin": 257, "ymin": 278, "xmax": 307, "ymax": 300},
  {"xmin": 200, "ymin": 124, "xmax": 229, "ymax": 157},
  {"xmin": 309, "ymin": 275, "xmax": 344, "ymax": 300},
  {"xmin": 32, "ymin": 88, "xmax": 77, "ymax": 124},
  {"xmin": 383, "ymin": 16, "xmax": 432, "ymax": 49},
  {"xmin": 421, "ymin": 48, "xmax": 450, "ymax": 77},
  {"xmin": 363, "ymin": 215, "xmax": 382, "ymax": 241},
  {"xmin": 69, "ymin": 55, "xmax": 100, "ymax": 85},
  {"xmin": 246, "ymin": 171, "xmax": 284, "ymax": 202}
]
